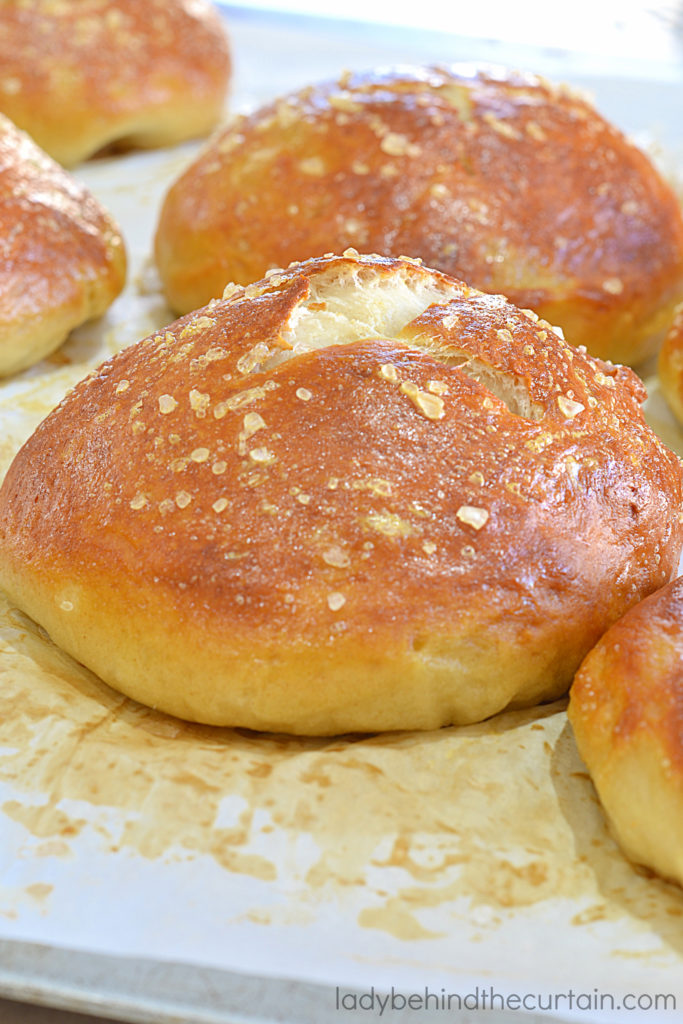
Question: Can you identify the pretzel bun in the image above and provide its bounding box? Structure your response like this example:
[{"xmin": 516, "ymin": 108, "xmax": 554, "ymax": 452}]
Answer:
[
  {"xmin": 569, "ymin": 577, "xmax": 683, "ymax": 887},
  {"xmin": 0, "ymin": 0, "xmax": 231, "ymax": 166},
  {"xmin": 657, "ymin": 301, "xmax": 683, "ymax": 425},
  {"xmin": 154, "ymin": 65, "xmax": 683, "ymax": 367},
  {"xmin": 0, "ymin": 252, "xmax": 681, "ymax": 734},
  {"xmin": 0, "ymin": 114, "xmax": 126, "ymax": 377}
]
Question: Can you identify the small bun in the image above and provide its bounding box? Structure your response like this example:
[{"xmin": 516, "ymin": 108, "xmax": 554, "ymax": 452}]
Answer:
[
  {"xmin": 0, "ymin": 0, "xmax": 231, "ymax": 166},
  {"xmin": 0, "ymin": 114, "xmax": 126, "ymax": 377},
  {"xmin": 154, "ymin": 65, "xmax": 683, "ymax": 366},
  {"xmin": 657, "ymin": 301, "xmax": 683, "ymax": 424},
  {"xmin": 569, "ymin": 577, "xmax": 683, "ymax": 888},
  {"xmin": 0, "ymin": 253, "xmax": 681, "ymax": 734}
]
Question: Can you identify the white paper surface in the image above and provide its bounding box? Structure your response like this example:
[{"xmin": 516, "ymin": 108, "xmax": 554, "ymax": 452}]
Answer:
[{"xmin": 0, "ymin": 9, "xmax": 682, "ymax": 1024}]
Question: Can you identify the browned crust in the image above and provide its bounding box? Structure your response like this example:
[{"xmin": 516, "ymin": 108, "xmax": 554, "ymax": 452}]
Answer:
[
  {"xmin": 0, "ymin": 0, "xmax": 231, "ymax": 166},
  {"xmin": 154, "ymin": 65, "xmax": 683, "ymax": 366},
  {"xmin": 569, "ymin": 577, "xmax": 683, "ymax": 886},
  {"xmin": 0, "ymin": 114, "xmax": 126, "ymax": 376},
  {"xmin": 0, "ymin": 253, "xmax": 681, "ymax": 733}
]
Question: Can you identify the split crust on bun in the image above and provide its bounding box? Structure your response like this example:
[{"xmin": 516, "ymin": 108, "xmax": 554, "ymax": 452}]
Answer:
[
  {"xmin": 155, "ymin": 65, "xmax": 683, "ymax": 366},
  {"xmin": 569, "ymin": 577, "xmax": 683, "ymax": 888},
  {"xmin": 0, "ymin": 113, "xmax": 126, "ymax": 377},
  {"xmin": 0, "ymin": 0, "xmax": 231, "ymax": 166},
  {"xmin": 0, "ymin": 253, "xmax": 681, "ymax": 734}
]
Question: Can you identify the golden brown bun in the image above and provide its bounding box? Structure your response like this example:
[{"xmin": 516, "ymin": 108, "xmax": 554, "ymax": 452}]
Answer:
[
  {"xmin": 154, "ymin": 65, "xmax": 683, "ymax": 367},
  {"xmin": 0, "ymin": 0, "xmax": 231, "ymax": 166},
  {"xmin": 0, "ymin": 114, "xmax": 126, "ymax": 377},
  {"xmin": 657, "ymin": 301, "xmax": 683, "ymax": 424},
  {"xmin": 0, "ymin": 252, "xmax": 681, "ymax": 734},
  {"xmin": 569, "ymin": 577, "xmax": 683, "ymax": 888}
]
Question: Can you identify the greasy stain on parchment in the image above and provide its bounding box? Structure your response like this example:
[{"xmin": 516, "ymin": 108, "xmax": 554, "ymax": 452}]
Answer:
[{"xmin": 0, "ymin": 596, "xmax": 682, "ymax": 952}]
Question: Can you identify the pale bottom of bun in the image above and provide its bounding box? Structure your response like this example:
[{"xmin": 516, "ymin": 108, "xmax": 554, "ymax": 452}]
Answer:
[
  {"xmin": 0, "ymin": 565, "xmax": 579, "ymax": 735},
  {"xmin": 0, "ymin": 263, "xmax": 124, "ymax": 376},
  {"xmin": 581, "ymin": 737, "xmax": 683, "ymax": 887},
  {"xmin": 0, "ymin": 306, "xmax": 86, "ymax": 377},
  {"xmin": 569, "ymin": 597, "xmax": 683, "ymax": 889},
  {"xmin": 43, "ymin": 102, "xmax": 227, "ymax": 168},
  {"xmin": 658, "ymin": 302, "xmax": 683, "ymax": 425}
]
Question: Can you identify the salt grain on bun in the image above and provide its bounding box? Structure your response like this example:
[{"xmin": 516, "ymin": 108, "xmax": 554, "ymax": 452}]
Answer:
[
  {"xmin": 0, "ymin": 0, "xmax": 231, "ymax": 166},
  {"xmin": 154, "ymin": 65, "xmax": 683, "ymax": 366},
  {"xmin": 0, "ymin": 252, "xmax": 681, "ymax": 734},
  {"xmin": 0, "ymin": 114, "xmax": 126, "ymax": 376}
]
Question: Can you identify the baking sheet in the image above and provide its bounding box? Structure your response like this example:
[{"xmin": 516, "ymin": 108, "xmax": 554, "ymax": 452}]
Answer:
[{"xmin": 1, "ymin": 6, "xmax": 683, "ymax": 1023}]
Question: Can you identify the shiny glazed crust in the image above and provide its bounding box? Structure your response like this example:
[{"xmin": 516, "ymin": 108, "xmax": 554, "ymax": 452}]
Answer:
[
  {"xmin": 0, "ymin": 252, "xmax": 681, "ymax": 734},
  {"xmin": 0, "ymin": 0, "xmax": 231, "ymax": 166},
  {"xmin": 568, "ymin": 578, "xmax": 683, "ymax": 887},
  {"xmin": 154, "ymin": 65, "xmax": 683, "ymax": 366},
  {"xmin": 0, "ymin": 114, "xmax": 126, "ymax": 376}
]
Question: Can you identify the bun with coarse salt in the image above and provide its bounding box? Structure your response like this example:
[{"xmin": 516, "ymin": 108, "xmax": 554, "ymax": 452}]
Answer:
[
  {"xmin": 0, "ymin": 252, "xmax": 681, "ymax": 734},
  {"xmin": 569, "ymin": 576, "xmax": 683, "ymax": 888},
  {"xmin": 154, "ymin": 64, "xmax": 683, "ymax": 367},
  {"xmin": 0, "ymin": 113, "xmax": 125, "ymax": 377},
  {"xmin": 0, "ymin": 0, "xmax": 231, "ymax": 166}
]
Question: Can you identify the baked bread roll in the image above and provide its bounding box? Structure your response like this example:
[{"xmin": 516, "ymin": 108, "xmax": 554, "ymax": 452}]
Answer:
[
  {"xmin": 0, "ymin": 0, "xmax": 231, "ymax": 166},
  {"xmin": 657, "ymin": 301, "xmax": 683, "ymax": 425},
  {"xmin": 0, "ymin": 252, "xmax": 681, "ymax": 734},
  {"xmin": 0, "ymin": 114, "xmax": 126, "ymax": 377},
  {"xmin": 569, "ymin": 577, "xmax": 683, "ymax": 888},
  {"xmin": 154, "ymin": 65, "xmax": 683, "ymax": 367}
]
